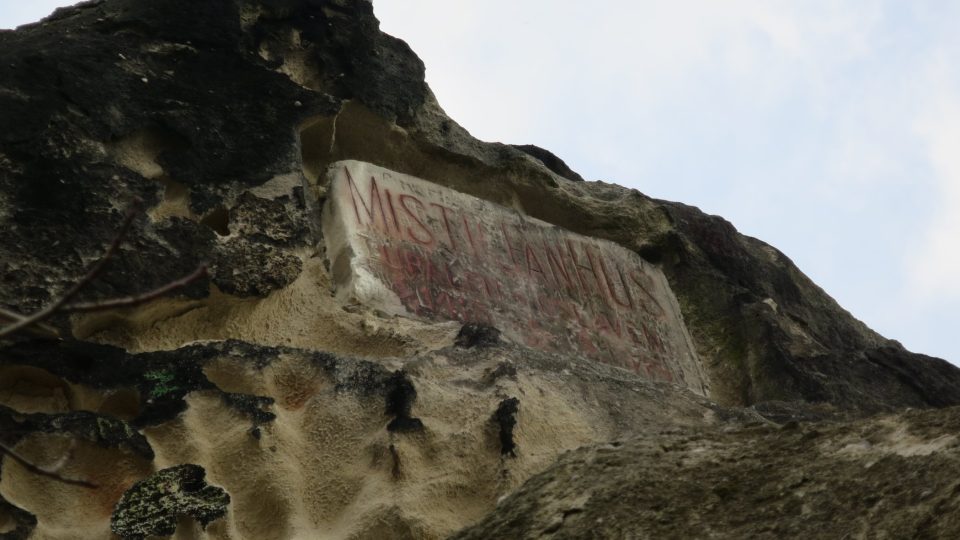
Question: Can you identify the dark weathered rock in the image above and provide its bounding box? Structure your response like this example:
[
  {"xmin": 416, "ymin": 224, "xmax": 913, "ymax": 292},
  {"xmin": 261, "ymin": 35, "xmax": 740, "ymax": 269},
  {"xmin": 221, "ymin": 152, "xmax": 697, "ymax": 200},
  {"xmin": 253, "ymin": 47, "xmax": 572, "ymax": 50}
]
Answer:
[
  {"xmin": 453, "ymin": 406, "xmax": 960, "ymax": 539},
  {"xmin": 454, "ymin": 323, "xmax": 502, "ymax": 349},
  {"xmin": 511, "ymin": 144, "xmax": 585, "ymax": 182},
  {"xmin": 0, "ymin": 404, "xmax": 153, "ymax": 459},
  {"xmin": 0, "ymin": 340, "xmax": 278, "ymax": 429},
  {"xmin": 1, "ymin": 0, "xmax": 954, "ymax": 415},
  {"xmin": 212, "ymin": 238, "xmax": 303, "ymax": 297},
  {"xmin": 1, "ymin": 332, "xmax": 733, "ymax": 536},
  {"xmin": 384, "ymin": 370, "xmax": 423, "ymax": 433},
  {"xmin": 491, "ymin": 397, "xmax": 520, "ymax": 457},
  {"xmin": 0, "ymin": 497, "xmax": 37, "ymax": 540},
  {"xmin": 110, "ymin": 464, "xmax": 229, "ymax": 539},
  {"xmin": 1, "ymin": 0, "xmax": 959, "ymax": 538}
]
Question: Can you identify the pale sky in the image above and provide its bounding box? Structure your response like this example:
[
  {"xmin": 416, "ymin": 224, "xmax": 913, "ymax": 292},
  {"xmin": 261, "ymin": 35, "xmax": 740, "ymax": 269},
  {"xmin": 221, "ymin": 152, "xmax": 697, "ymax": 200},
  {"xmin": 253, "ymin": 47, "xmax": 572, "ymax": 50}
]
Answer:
[{"xmin": 3, "ymin": 2, "xmax": 958, "ymax": 365}]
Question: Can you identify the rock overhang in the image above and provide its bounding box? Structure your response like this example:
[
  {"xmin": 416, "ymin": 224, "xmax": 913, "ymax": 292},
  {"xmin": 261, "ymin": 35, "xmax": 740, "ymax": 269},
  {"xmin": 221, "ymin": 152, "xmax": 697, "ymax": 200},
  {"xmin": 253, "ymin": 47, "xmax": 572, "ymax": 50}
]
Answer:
[{"xmin": 321, "ymin": 160, "xmax": 708, "ymax": 395}]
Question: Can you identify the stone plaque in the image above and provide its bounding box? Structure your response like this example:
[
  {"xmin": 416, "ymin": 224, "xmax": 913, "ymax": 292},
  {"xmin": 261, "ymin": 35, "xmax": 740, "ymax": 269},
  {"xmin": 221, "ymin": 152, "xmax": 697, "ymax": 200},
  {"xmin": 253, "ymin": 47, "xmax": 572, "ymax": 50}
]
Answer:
[{"xmin": 322, "ymin": 160, "xmax": 707, "ymax": 393}]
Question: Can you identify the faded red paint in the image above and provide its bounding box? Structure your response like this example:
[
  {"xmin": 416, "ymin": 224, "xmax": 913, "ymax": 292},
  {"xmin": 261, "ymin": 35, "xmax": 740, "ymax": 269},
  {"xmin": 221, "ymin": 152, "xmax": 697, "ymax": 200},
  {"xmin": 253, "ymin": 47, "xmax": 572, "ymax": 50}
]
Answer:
[{"xmin": 330, "ymin": 163, "xmax": 705, "ymax": 386}]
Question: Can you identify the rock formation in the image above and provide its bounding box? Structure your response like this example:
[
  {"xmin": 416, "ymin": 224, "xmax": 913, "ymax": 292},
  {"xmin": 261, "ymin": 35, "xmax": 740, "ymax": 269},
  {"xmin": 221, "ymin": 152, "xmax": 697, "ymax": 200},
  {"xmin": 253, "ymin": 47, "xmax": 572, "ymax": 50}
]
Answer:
[{"xmin": 0, "ymin": 1, "xmax": 958, "ymax": 538}]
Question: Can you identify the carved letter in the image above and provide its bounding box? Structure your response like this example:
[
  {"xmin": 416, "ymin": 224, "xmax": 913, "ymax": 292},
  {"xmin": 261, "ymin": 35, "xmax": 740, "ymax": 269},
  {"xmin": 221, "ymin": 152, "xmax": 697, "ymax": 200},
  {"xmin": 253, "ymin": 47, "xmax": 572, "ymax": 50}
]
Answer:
[
  {"xmin": 430, "ymin": 202, "xmax": 459, "ymax": 249},
  {"xmin": 525, "ymin": 245, "xmax": 548, "ymax": 281},
  {"xmin": 567, "ymin": 240, "xmax": 608, "ymax": 306},
  {"xmin": 343, "ymin": 167, "xmax": 391, "ymax": 232},
  {"xmin": 629, "ymin": 269, "xmax": 666, "ymax": 318},
  {"xmin": 499, "ymin": 223, "xmax": 525, "ymax": 268},
  {"xmin": 399, "ymin": 194, "xmax": 435, "ymax": 246},
  {"xmin": 598, "ymin": 256, "xmax": 633, "ymax": 309}
]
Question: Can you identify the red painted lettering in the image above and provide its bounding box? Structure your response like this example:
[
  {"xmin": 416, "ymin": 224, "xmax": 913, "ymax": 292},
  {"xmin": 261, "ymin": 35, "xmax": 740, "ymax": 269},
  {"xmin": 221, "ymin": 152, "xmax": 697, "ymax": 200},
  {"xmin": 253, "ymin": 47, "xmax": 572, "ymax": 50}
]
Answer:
[
  {"xmin": 640, "ymin": 321, "xmax": 666, "ymax": 354},
  {"xmin": 525, "ymin": 245, "xmax": 548, "ymax": 281},
  {"xmin": 401, "ymin": 248, "xmax": 424, "ymax": 279},
  {"xmin": 384, "ymin": 189, "xmax": 401, "ymax": 233},
  {"xmin": 378, "ymin": 244, "xmax": 403, "ymax": 270},
  {"xmin": 543, "ymin": 241, "xmax": 579, "ymax": 296},
  {"xmin": 629, "ymin": 269, "xmax": 666, "ymax": 318},
  {"xmin": 462, "ymin": 215, "xmax": 486, "ymax": 256},
  {"xmin": 430, "ymin": 202, "xmax": 459, "ymax": 249},
  {"xmin": 598, "ymin": 256, "xmax": 633, "ymax": 309},
  {"xmin": 593, "ymin": 312, "xmax": 623, "ymax": 339},
  {"xmin": 566, "ymin": 240, "xmax": 608, "ymax": 306},
  {"xmin": 398, "ymin": 194, "xmax": 435, "ymax": 246},
  {"xmin": 344, "ymin": 168, "xmax": 391, "ymax": 232},
  {"xmin": 499, "ymin": 222, "xmax": 525, "ymax": 268}
]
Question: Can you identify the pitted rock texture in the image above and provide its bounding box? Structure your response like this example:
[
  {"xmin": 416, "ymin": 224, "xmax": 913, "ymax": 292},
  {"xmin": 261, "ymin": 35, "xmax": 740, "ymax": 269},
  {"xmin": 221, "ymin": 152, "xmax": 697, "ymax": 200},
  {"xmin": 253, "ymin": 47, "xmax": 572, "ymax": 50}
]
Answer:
[
  {"xmin": 453, "ymin": 406, "xmax": 960, "ymax": 539},
  {"xmin": 0, "ymin": 338, "xmax": 732, "ymax": 538},
  {"xmin": 0, "ymin": 0, "xmax": 959, "ymax": 538}
]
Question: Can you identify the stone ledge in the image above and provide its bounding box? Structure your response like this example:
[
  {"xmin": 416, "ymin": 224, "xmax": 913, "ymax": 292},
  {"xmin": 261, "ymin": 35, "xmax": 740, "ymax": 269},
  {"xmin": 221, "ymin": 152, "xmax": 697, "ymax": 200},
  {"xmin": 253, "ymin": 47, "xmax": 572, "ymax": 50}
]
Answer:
[{"xmin": 322, "ymin": 160, "xmax": 707, "ymax": 394}]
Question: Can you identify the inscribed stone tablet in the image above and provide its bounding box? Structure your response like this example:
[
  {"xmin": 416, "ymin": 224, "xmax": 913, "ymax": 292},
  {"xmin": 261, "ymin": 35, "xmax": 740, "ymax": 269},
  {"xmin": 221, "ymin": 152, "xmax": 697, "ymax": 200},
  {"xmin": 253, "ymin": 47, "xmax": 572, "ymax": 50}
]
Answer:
[{"xmin": 322, "ymin": 160, "xmax": 707, "ymax": 394}]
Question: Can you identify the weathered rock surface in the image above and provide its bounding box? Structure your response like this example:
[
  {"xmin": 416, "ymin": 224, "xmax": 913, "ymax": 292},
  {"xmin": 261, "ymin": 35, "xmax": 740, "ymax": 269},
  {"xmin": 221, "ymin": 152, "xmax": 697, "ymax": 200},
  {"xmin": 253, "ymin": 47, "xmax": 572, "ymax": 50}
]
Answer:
[
  {"xmin": 2, "ymin": 0, "xmax": 955, "ymax": 413},
  {"xmin": 0, "ymin": 0, "xmax": 958, "ymax": 538},
  {"xmin": 111, "ymin": 464, "xmax": 230, "ymax": 539},
  {"xmin": 455, "ymin": 406, "xmax": 960, "ymax": 539},
  {"xmin": 1, "ymin": 338, "xmax": 734, "ymax": 538}
]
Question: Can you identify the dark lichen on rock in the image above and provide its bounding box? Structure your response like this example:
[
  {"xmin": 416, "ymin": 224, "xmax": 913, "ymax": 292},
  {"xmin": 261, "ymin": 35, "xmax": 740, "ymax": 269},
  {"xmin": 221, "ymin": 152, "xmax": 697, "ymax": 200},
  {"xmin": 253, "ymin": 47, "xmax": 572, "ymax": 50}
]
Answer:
[
  {"xmin": 0, "ymin": 404, "xmax": 153, "ymax": 460},
  {"xmin": 491, "ymin": 397, "xmax": 520, "ymax": 457},
  {"xmin": 454, "ymin": 323, "xmax": 501, "ymax": 349},
  {"xmin": 0, "ymin": 496, "xmax": 37, "ymax": 540},
  {"xmin": 211, "ymin": 238, "xmax": 303, "ymax": 297},
  {"xmin": 110, "ymin": 464, "xmax": 230, "ymax": 540},
  {"xmin": 384, "ymin": 370, "xmax": 424, "ymax": 433}
]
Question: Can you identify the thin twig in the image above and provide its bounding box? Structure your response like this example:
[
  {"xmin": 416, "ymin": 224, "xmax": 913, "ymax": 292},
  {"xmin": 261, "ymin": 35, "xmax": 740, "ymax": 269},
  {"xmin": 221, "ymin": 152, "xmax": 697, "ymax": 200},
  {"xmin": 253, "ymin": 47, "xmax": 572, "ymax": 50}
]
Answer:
[
  {"xmin": 0, "ymin": 206, "xmax": 138, "ymax": 338},
  {"xmin": 0, "ymin": 202, "xmax": 209, "ymax": 339},
  {"xmin": 0, "ymin": 441, "xmax": 97, "ymax": 489},
  {"xmin": 62, "ymin": 265, "xmax": 208, "ymax": 313},
  {"xmin": 0, "ymin": 307, "xmax": 25, "ymax": 321},
  {"xmin": 0, "ymin": 307, "xmax": 60, "ymax": 338}
]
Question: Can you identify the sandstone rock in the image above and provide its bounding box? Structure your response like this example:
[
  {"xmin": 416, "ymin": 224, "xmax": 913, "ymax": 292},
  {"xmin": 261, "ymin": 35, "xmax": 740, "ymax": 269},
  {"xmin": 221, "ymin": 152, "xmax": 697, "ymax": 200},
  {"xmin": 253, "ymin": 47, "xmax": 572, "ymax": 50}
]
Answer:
[
  {"xmin": 0, "ymin": 0, "xmax": 958, "ymax": 538},
  {"xmin": 0, "ymin": 336, "xmax": 732, "ymax": 538},
  {"xmin": 454, "ymin": 406, "xmax": 960, "ymax": 539}
]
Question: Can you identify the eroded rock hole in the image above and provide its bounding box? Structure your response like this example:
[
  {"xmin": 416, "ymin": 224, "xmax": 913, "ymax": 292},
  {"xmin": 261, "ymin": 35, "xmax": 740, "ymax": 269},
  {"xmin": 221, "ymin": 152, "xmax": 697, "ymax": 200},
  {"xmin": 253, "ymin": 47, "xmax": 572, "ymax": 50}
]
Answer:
[
  {"xmin": 384, "ymin": 370, "xmax": 423, "ymax": 433},
  {"xmin": 492, "ymin": 397, "xmax": 520, "ymax": 457},
  {"xmin": 455, "ymin": 323, "xmax": 501, "ymax": 349},
  {"xmin": 299, "ymin": 115, "xmax": 336, "ymax": 185},
  {"xmin": 200, "ymin": 206, "xmax": 230, "ymax": 236},
  {"xmin": 108, "ymin": 126, "xmax": 190, "ymax": 180},
  {"xmin": 0, "ymin": 366, "xmax": 73, "ymax": 414},
  {"xmin": 149, "ymin": 176, "xmax": 193, "ymax": 221},
  {"xmin": 0, "ymin": 498, "xmax": 36, "ymax": 539}
]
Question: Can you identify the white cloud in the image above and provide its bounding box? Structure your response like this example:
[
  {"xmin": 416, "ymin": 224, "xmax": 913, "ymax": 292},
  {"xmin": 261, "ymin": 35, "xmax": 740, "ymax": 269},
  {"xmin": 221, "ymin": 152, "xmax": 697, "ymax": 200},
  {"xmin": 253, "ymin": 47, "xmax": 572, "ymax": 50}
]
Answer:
[{"xmin": 910, "ymin": 59, "xmax": 960, "ymax": 301}]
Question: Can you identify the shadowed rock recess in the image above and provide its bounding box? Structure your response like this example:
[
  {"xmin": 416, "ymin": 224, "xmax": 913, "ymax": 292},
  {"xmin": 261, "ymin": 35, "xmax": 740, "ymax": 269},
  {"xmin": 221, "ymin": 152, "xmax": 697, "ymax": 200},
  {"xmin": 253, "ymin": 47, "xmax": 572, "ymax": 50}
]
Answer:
[{"xmin": 0, "ymin": 1, "xmax": 958, "ymax": 538}]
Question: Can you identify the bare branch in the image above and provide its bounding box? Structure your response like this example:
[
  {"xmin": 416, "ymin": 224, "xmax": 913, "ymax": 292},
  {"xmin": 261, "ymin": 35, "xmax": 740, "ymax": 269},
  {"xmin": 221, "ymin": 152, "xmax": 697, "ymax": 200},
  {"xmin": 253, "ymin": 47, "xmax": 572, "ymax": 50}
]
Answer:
[
  {"xmin": 0, "ymin": 307, "xmax": 60, "ymax": 338},
  {"xmin": 0, "ymin": 441, "xmax": 98, "ymax": 489},
  {"xmin": 63, "ymin": 265, "xmax": 208, "ymax": 313},
  {"xmin": 0, "ymin": 202, "xmax": 209, "ymax": 339},
  {"xmin": 0, "ymin": 307, "xmax": 24, "ymax": 321},
  {"xmin": 0, "ymin": 205, "xmax": 138, "ymax": 338}
]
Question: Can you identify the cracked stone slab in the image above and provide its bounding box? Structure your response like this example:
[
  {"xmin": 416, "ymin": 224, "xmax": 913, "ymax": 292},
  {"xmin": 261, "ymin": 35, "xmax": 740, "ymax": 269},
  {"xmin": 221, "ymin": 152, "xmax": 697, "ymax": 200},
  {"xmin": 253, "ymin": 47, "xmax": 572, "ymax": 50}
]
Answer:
[{"xmin": 322, "ymin": 160, "xmax": 707, "ymax": 394}]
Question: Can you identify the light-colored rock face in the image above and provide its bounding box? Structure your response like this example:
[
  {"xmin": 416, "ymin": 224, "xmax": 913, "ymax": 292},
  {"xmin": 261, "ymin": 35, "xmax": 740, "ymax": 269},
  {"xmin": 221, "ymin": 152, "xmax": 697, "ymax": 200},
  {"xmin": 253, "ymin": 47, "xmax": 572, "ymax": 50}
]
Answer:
[{"xmin": 322, "ymin": 161, "xmax": 707, "ymax": 394}]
